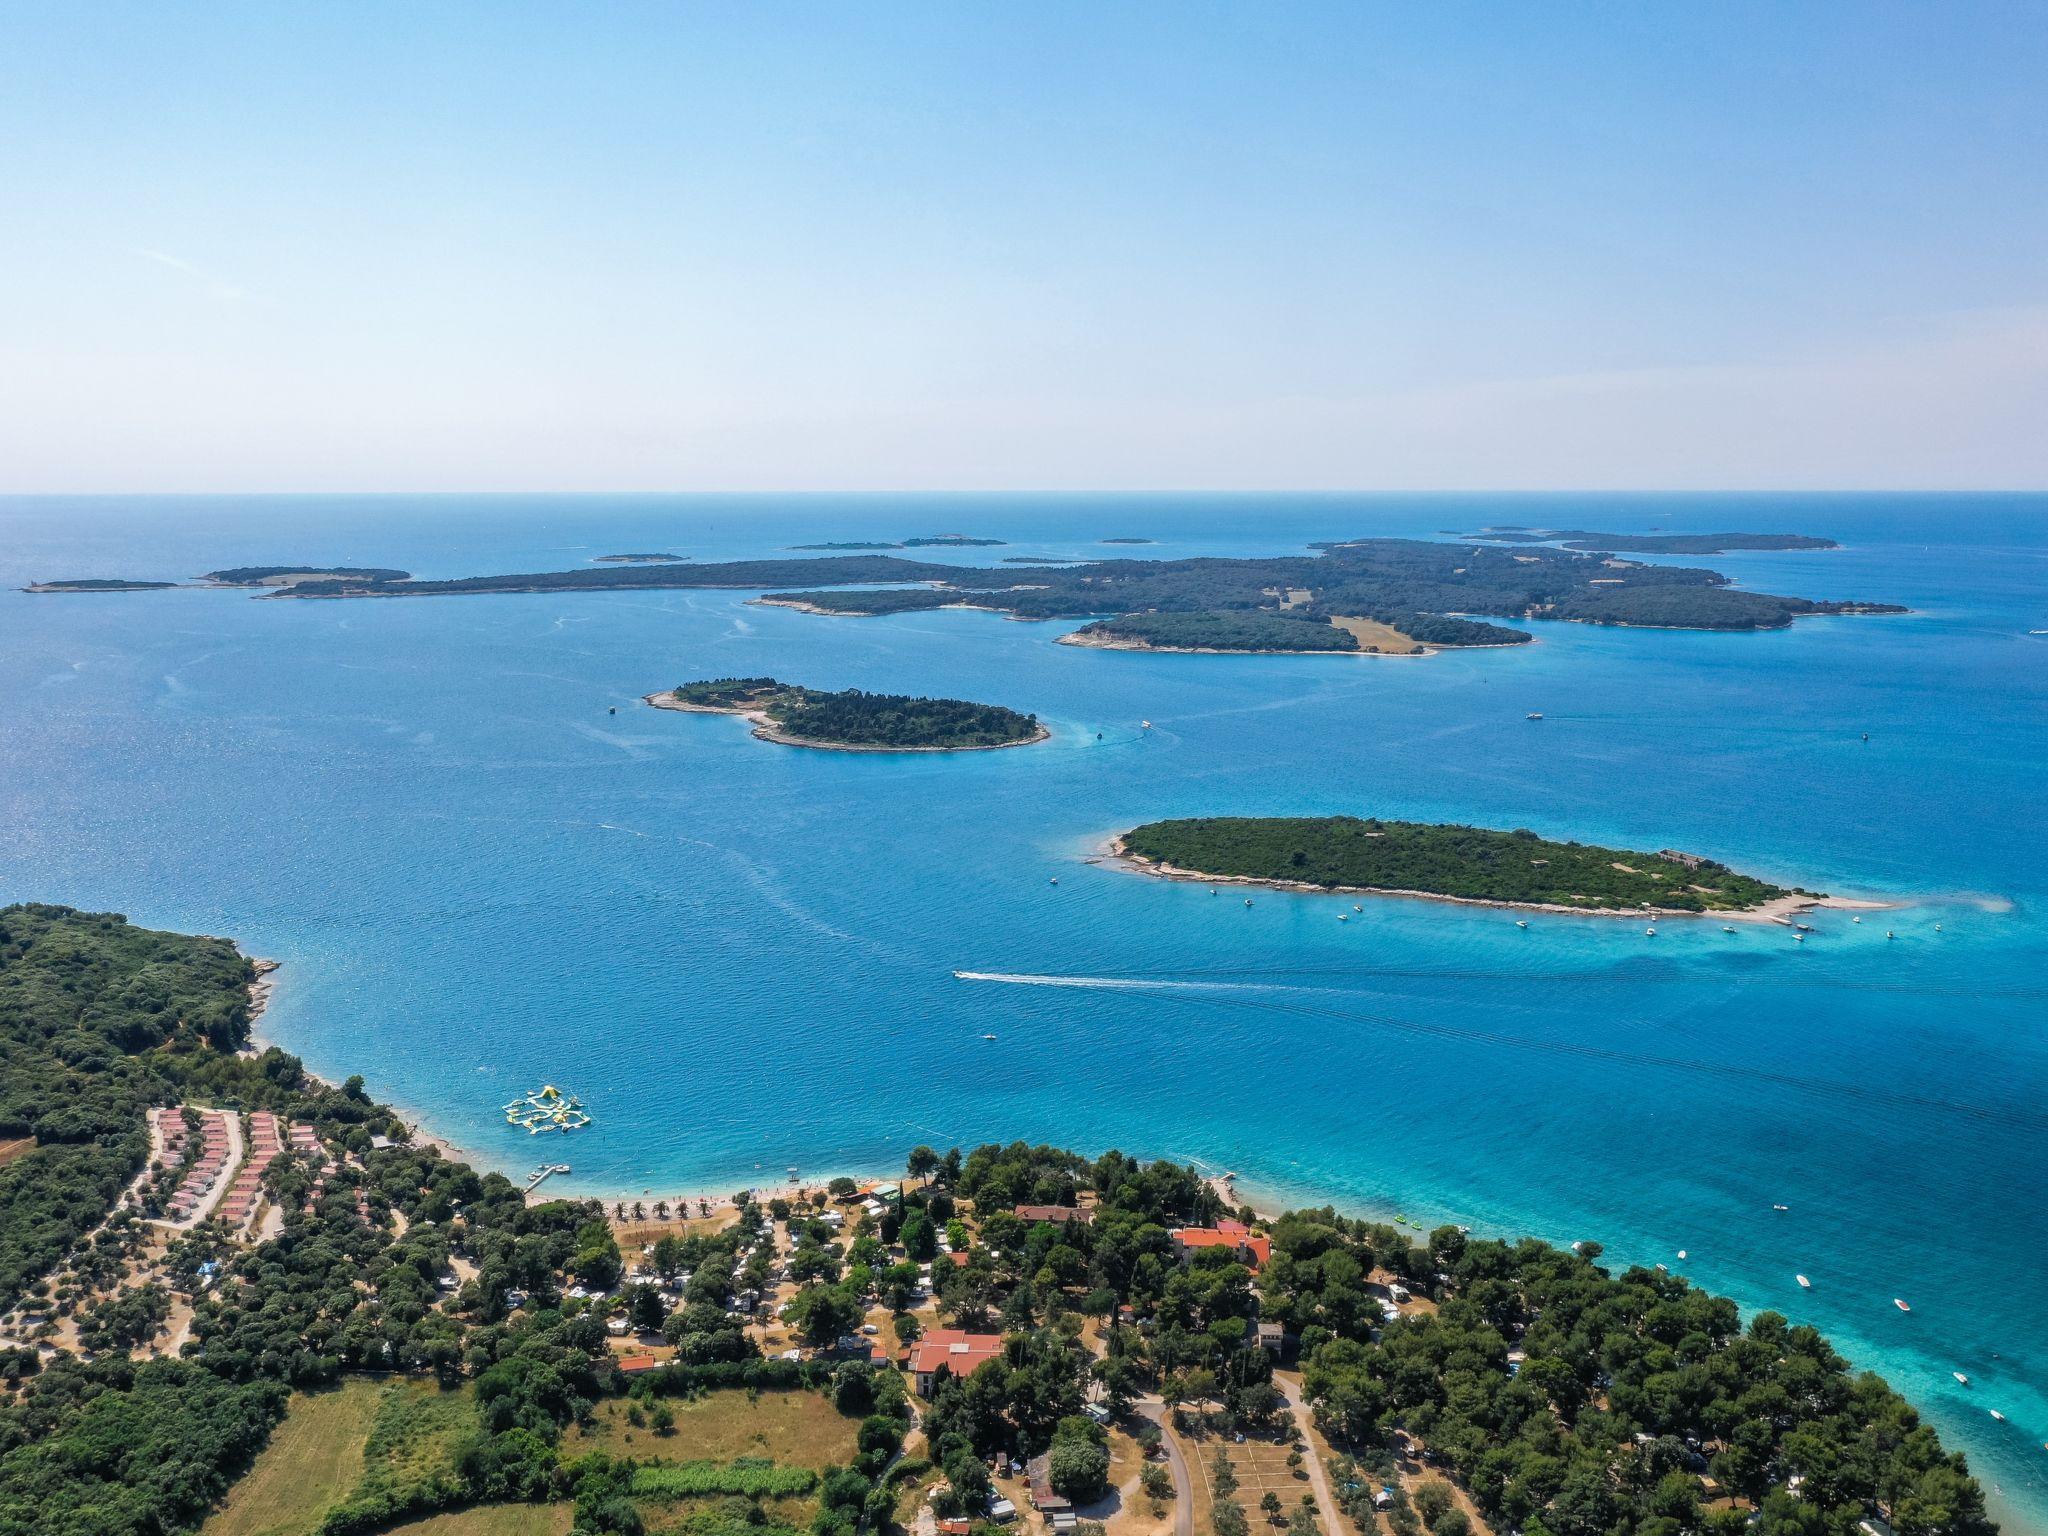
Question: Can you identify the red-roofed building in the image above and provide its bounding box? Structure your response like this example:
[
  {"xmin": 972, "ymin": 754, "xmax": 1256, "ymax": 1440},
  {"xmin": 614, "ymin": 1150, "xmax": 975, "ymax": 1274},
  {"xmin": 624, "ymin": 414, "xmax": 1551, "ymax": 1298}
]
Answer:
[
  {"xmin": 1171, "ymin": 1226, "xmax": 1270, "ymax": 1270},
  {"xmin": 908, "ymin": 1328, "xmax": 1006, "ymax": 1396},
  {"xmin": 617, "ymin": 1354, "xmax": 665, "ymax": 1375},
  {"xmin": 947, "ymin": 1249, "xmax": 971, "ymax": 1266}
]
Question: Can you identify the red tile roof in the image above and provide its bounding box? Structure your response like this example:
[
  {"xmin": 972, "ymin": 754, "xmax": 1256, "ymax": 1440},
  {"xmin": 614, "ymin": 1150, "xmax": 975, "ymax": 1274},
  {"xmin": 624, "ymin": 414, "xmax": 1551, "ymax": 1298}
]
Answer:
[
  {"xmin": 909, "ymin": 1328, "xmax": 1005, "ymax": 1380},
  {"xmin": 617, "ymin": 1354, "xmax": 664, "ymax": 1374}
]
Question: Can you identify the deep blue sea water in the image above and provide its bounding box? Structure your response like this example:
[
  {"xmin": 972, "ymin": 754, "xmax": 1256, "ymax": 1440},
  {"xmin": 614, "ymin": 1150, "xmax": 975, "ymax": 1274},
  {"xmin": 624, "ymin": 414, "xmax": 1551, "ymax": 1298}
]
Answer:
[{"xmin": 2, "ymin": 493, "xmax": 2044, "ymax": 1527}]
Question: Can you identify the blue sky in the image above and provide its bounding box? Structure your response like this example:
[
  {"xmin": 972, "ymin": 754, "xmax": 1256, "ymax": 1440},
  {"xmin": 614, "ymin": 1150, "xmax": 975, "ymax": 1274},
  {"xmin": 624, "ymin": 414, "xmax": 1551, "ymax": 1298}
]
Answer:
[{"xmin": 2, "ymin": 2, "xmax": 2043, "ymax": 491}]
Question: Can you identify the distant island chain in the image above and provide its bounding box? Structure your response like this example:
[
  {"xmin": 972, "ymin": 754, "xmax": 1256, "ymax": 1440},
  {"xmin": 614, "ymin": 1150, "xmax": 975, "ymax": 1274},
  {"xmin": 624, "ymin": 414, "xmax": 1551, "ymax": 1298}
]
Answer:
[{"xmin": 27, "ymin": 531, "xmax": 1905, "ymax": 652}]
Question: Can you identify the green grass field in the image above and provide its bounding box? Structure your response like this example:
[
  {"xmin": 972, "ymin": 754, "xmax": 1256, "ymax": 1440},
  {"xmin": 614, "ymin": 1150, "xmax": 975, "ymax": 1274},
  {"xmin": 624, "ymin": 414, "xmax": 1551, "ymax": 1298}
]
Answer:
[
  {"xmin": 385, "ymin": 1506, "xmax": 572, "ymax": 1536},
  {"xmin": 564, "ymin": 1388, "xmax": 859, "ymax": 1468},
  {"xmin": 202, "ymin": 1380, "xmax": 386, "ymax": 1536}
]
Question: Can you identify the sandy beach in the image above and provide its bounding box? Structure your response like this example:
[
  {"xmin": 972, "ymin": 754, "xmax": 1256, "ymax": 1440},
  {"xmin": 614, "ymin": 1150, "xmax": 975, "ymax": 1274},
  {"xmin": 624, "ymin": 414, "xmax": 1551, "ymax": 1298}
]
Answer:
[
  {"xmin": 1101, "ymin": 836, "xmax": 1894, "ymax": 923},
  {"xmin": 641, "ymin": 691, "xmax": 1050, "ymax": 752}
]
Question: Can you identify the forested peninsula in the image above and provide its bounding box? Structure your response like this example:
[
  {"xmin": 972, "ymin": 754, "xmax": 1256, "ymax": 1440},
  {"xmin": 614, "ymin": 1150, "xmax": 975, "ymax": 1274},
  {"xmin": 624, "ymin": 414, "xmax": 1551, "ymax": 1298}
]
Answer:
[
  {"xmin": 1457, "ymin": 530, "xmax": 1839, "ymax": 554},
  {"xmin": 31, "ymin": 535, "xmax": 1904, "ymax": 645},
  {"xmin": 1114, "ymin": 817, "xmax": 1807, "ymax": 914},
  {"xmin": 0, "ymin": 904, "xmax": 1996, "ymax": 1536},
  {"xmin": 648, "ymin": 677, "xmax": 1048, "ymax": 751}
]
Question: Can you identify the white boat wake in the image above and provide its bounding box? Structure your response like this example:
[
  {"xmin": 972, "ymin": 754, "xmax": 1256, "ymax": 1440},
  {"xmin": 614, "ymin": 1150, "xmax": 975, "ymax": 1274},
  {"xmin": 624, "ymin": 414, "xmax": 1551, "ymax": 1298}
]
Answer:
[{"xmin": 952, "ymin": 970, "xmax": 1289, "ymax": 993}]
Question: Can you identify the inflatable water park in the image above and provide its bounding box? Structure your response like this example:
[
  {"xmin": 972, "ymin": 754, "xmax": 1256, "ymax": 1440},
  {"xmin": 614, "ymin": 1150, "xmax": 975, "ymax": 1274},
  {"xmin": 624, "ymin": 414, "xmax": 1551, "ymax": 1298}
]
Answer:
[{"xmin": 503, "ymin": 1084, "xmax": 592, "ymax": 1134}]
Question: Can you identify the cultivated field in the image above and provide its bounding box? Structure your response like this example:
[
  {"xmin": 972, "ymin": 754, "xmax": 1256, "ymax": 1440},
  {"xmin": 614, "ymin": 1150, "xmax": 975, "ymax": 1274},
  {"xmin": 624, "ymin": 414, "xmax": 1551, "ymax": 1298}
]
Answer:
[
  {"xmin": 564, "ymin": 1387, "xmax": 859, "ymax": 1467},
  {"xmin": 201, "ymin": 1380, "xmax": 386, "ymax": 1536}
]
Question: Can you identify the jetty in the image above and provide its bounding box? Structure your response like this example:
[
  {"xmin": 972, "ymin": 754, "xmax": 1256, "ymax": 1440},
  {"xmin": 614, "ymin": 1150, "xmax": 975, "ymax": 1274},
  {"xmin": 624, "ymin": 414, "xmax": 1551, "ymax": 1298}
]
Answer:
[{"xmin": 524, "ymin": 1162, "xmax": 571, "ymax": 1194}]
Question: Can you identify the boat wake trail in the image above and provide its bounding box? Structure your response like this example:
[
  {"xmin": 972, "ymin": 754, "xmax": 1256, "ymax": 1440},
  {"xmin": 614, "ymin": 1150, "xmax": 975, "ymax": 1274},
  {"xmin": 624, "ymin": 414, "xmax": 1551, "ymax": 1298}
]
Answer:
[
  {"xmin": 954, "ymin": 970, "xmax": 2048, "ymax": 1133},
  {"xmin": 953, "ymin": 971, "xmax": 1295, "ymax": 994}
]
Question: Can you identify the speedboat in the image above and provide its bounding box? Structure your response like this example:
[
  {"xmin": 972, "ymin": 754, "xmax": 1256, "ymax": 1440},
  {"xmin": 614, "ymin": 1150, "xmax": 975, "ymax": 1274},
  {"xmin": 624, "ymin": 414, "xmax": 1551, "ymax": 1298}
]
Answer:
[
  {"xmin": 1895, "ymin": 1298, "xmax": 1912, "ymax": 1313},
  {"xmin": 1515, "ymin": 920, "xmax": 1528, "ymax": 929},
  {"xmin": 1955, "ymin": 1372, "xmax": 1970, "ymax": 1386},
  {"xmin": 1796, "ymin": 1275, "xmax": 1811, "ymax": 1289},
  {"xmin": 1773, "ymin": 1203, "xmax": 1791, "ymax": 1211},
  {"xmin": 1644, "ymin": 927, "xmax": 1657, "ymax": 937},
  {"xmin": 1526, "ymin": 712, "xmax": 1543, "ymax": 721}
]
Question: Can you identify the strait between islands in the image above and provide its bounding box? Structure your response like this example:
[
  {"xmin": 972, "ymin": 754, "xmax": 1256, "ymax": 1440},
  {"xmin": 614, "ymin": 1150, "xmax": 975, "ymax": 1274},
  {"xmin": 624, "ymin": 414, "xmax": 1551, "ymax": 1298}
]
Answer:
[{"xmin": 1109, "ymin": 815, "xmax": 1890, "ymax": 922}]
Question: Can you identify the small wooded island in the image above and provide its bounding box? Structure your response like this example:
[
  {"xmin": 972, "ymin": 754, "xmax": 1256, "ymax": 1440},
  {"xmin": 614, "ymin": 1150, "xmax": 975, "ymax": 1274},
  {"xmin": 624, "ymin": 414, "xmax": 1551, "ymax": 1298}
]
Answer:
[
  {"xmin": 22, "ymin": 578, "xmax": 179, "ymax": 592},
  {"xmin": 1115, "ymin": 816, "xmax": 1818, "ymax": 915},
  {"xmin": 647, "ymin": 677, "xmax": 1048, "ymax": 751}
]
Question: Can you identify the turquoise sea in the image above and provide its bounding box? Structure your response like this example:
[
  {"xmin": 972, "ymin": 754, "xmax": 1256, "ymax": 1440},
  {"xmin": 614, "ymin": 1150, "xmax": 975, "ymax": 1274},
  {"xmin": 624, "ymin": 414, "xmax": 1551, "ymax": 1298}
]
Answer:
[{"xmin": 2, "ymin": 493, "xmax": 2044, "ymax": 1527}]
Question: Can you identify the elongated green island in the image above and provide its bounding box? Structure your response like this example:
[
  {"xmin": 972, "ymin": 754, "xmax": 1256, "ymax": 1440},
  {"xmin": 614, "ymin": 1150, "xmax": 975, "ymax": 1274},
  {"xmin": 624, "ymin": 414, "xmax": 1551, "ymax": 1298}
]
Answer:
[
  {"xmin": 1115, "ymin": 815, "xmax": 1820, "ymax": 914},
  {"xmin": 647, "ymin": 677, "xmax": 1048, "ymax": 751}
]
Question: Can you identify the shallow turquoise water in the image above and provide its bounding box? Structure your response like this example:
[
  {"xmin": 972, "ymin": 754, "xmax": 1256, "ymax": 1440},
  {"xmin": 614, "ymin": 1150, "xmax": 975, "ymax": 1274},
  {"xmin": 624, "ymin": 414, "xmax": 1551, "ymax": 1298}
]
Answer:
[{"xmin": 2, "ymin": 493, "xmax": 2044, "ymax": 1526}]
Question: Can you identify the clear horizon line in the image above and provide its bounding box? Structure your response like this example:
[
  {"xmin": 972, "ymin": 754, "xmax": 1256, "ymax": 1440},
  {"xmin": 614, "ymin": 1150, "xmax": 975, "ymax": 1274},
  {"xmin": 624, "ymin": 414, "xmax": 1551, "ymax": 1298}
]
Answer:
[{"xmin": 1, "ymin": 485, "xmax": 2044, "ymax": 500}]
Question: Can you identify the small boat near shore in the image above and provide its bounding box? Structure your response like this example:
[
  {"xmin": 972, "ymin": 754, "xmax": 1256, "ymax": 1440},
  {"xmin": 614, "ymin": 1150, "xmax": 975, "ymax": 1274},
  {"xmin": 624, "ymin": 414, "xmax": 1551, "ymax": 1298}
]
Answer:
[
  {"xmin": 1895, "ymin": 1297, "xmax": 1912, "ymax": 1312},
  {"xmin": 1797, "ymin": 1274, "xmax": 1811, "ymax": 1289},
  {"xmin": 1955, "ymin": 1372, "xmax": 1970, "ymax": 1386}
]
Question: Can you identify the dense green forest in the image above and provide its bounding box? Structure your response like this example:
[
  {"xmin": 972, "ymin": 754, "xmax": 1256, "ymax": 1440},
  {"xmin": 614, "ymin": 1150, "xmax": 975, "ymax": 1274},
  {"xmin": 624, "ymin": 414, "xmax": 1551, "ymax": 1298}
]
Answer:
[
  {"xmin": 0, "ymin": 906, "xmax": 254, "ymax": 1309},
  {"xmin": 763, "ymin": 588, "xmax": 960, "ymax": 615},
  {"xmin": 201, "ymin": 566, "xmax": 412, "ymax": 585},
  {"xmin": 24, "ymin": 579, "xmax": 178, "ymax": 591},
  {"xmin": 1070, "ymin": 609, "xmax": 1532, "ymax": 651},
  {"xmin": 1270, "ymin": 1214, "xmax": 1991, "ymax": 1536},
  {"xmin": 42, "ymin": 536, "xmax": 1905, "ymax": 638},
  {"xmin": 1118, "ymin": 817, "xmax": 1794, "ymax": 911},
  {"xmin": 1462, "ymin": 530, "xmax": 1839, "ymax": 554},
  {"xmin": 1072, "ymin": 610, "xmax": 1362, "ymax": 651},
  {"xmin": 666, "ymin": 678, "xmax": 1043, "ymax": 748}
]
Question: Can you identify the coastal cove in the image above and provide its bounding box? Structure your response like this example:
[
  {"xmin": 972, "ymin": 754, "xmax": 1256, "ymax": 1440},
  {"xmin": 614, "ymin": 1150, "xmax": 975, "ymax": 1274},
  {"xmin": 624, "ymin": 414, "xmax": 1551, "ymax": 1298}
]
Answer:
[{"xmin": 2, "ymin": 492, "xmax": 2045, "ymax": 1530}]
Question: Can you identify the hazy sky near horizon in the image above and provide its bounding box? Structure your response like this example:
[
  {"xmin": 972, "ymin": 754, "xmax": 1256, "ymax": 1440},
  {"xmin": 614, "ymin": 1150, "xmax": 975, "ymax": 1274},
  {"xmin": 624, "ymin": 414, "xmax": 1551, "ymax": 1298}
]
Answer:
[{"xmin": 3, "ymin": 2, "xmax": 2044, "ymax": 493}]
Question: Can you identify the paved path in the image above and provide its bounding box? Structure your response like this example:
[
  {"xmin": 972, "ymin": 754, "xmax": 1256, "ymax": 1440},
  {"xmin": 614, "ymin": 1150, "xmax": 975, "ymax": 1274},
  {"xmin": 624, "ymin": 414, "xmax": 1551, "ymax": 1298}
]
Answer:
[
  {"xmin": 1136, "ymin": 1399, "xmax": 1195, "ymax": 1536},
  {"xmin": 1277, "ymin": 1377, "xmax": 1342, "ymax": 1534}
]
